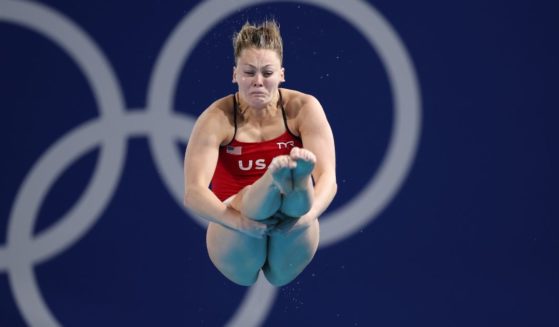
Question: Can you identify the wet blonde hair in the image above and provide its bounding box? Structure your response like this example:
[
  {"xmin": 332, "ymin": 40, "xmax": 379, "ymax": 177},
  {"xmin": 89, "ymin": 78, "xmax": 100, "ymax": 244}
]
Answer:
[{"xmin": 232, "ymin": 20, "xmax": 283, "ymax": 64}]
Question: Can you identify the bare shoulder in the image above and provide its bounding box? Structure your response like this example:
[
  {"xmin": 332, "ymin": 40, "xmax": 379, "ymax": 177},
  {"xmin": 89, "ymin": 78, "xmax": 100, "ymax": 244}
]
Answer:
[
  {"xmin": 281, "ymin": 88, "xmax": 321, "ymax": 113},
  {"xmin": 280, "ymin": 88, "xmax": 326, "ymax": 133},
  {"xmin": 193, "ymin": 94, "xmax": 235, "ymax": 145}
]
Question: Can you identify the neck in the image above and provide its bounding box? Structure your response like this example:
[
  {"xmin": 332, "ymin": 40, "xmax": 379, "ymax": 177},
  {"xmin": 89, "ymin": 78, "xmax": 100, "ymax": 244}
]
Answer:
[{"xmin": 237, "ymin": 91, "xmax": 280, "ymax": 121}]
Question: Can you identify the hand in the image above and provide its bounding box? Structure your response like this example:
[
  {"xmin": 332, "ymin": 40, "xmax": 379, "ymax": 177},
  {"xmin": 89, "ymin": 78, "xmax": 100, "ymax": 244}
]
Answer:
[
  {"xmin": 269, "ymin": 213, "xmax": 316, "ymax": 236},
  {"xmin": 232, "ymin": 215, "xmax": 278, "ymax": 239}
]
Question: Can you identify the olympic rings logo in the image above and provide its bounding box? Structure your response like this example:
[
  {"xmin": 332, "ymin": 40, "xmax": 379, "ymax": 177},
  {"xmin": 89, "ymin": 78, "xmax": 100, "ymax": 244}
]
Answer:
[{"xmin": 0, "ymin": 0, "xmax": 421, "ymax": 326}]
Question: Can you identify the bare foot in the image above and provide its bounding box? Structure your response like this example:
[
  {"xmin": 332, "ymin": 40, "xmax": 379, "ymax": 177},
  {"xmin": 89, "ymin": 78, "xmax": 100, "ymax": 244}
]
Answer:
[
  {"xmin": 290, "ymin": 147, "xmax": 316, "ymax": 188},
  {"xmin": 268, "ymin": 155, "xmax": 296, "ymax": 193}
]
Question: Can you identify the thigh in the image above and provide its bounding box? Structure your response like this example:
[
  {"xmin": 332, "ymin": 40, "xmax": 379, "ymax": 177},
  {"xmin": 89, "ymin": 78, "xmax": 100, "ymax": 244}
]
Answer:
[
  {"xmin": 206, "ymin": 205, "xmax": 268, "ymax": 286},
  {"xmin": 264, "ymin": 218, "xmax": 320, "ymax": 286}
]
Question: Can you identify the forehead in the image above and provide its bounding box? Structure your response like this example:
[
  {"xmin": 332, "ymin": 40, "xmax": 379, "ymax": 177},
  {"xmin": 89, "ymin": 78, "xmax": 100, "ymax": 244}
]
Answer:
[{"xmin": 237, "ymin": 48, "xmax": 281, "ymax": 66}]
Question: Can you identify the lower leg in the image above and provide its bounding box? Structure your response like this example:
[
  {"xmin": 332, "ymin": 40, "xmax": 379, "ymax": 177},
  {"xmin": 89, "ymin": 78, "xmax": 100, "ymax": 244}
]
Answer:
[
  {"xmin": 280, "ymin": 178, "xmax": 313, "ymax": 217},
  {"xmin": 238, "ymin": 175, "xmax": 281, "ymax": 221},
  {"xmin": 279, "ymin": 147, "xmax": 316, "ymax": 217},
  {"xmin": 239, "ymin": 155, "xmax": 294, "ymax": 221}
]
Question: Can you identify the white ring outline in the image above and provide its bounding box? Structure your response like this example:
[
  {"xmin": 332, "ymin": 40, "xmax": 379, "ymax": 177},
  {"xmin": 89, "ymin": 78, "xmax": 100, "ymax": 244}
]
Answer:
[
  {"xmin": 148, "ymin": 0, "xmax": 421, "ymax": 247},
  {"xmin": 149, "ymin": 0, "xmax": 420, "ymax": 325},
  {"xmin": 0, "ymin": 0, "xmax": 421, "ymax": 326},
  {"xmin": 0, "ymin": 1, "xmax": 127, "ymax": 326}
]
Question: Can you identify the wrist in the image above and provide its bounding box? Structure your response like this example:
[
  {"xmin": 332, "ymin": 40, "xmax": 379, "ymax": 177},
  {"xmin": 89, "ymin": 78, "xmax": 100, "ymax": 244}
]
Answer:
[{"xmin": 221, "ymin": 206, "xmax": 243, "ymax": 230}]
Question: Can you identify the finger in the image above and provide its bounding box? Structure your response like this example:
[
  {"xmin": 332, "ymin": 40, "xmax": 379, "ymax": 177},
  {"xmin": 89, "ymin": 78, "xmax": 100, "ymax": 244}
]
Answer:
[
  {"xmin": 248, "ymin": 232, "xmax": 264, "ymax": 239},
  {"xmin": 252, "ymin": 221, "xmax": 269, "ymax": 228},
  {"xmin": 261, "ymin": 218, "xmax": 279, "ymax": 225},
  {"xmin": 267, "ymin": 226, "xmax": 281, "ymax": 236}
]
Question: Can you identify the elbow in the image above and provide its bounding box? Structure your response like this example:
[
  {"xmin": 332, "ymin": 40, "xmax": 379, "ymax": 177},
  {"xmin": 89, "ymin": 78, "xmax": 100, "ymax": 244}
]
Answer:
[
  {"xmin": 332, "ymin": 181, "xmax": 338, "ymax": 197},
  {"xmin": 328, "ymin": 172, "xmax": 338, "ymax": 198}
]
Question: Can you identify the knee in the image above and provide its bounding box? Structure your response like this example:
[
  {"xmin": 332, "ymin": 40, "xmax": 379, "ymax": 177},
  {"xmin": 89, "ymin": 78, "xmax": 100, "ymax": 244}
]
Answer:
[
  {"xmin": 263, "ymin": 247, "xmax": 316, "ymax": 286},
  {"xmin": 264, "ymin": 274, "xmax": 294, "ymax": 287},
  {"xmin": 262, "ymin": 255, "xmax": 311, "ymax": 287},
  {"xmin": 210, "ymin": 249, "xmax": 267, "ymax": 287},
  {"xmin": 214, "ymin": 260, "xmax": 264, "ymax": 286},
  {"xmin": 262, "ymin": 264, "xmax": 300, "ymax": 287},
  {"xmin": 225, "ymin": 271, "xmax": 260, "ymax": 286}
]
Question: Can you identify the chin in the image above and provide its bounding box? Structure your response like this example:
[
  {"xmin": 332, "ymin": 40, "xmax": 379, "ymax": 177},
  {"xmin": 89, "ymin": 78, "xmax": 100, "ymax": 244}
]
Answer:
[{"xmin": 249, "ymin": 96, "xmax": 270, "ymax": 107}]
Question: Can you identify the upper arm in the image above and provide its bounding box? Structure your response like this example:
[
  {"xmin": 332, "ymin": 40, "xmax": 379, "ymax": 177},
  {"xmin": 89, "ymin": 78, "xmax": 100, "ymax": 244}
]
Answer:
[
  {"xmin": 183, "ymin": 107, "xmax": 228, "ymax": 195},
  {"xmin": 298, "ymin": 96, "xmax": 336, "ymax": 183}
]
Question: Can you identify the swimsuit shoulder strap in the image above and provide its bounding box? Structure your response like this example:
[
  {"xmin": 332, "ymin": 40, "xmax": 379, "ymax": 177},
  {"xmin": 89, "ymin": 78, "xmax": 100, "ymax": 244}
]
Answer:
[{"xmin": 279, "ymin": 89, "xmax": 301, "ymax": 140}]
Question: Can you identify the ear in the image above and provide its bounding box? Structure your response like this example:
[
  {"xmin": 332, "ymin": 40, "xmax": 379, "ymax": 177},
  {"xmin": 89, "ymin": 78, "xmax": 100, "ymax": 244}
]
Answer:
[
  {"xmin": 280, "ymin": 67, "xmax": 286, "ymax": 83},
  {"xmin": 232, "ymin": 66, "xmax": 237, "ymax": 83}
]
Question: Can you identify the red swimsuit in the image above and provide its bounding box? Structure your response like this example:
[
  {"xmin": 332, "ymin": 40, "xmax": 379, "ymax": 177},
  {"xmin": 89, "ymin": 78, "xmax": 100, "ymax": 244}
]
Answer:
[{"xmin": 211, "ymin": 92, "xmax": 303, "ymax": 201}]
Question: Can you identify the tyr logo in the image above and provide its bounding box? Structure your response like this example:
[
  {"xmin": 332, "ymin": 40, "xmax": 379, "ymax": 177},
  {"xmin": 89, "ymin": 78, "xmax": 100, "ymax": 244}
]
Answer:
[
  {"xmin": 238, "ymin": 159, "xmax": 267, "ymax": 171},
  {"xmin": 277, "ymin": 141, "xmax": 295, "ymax": 149}
]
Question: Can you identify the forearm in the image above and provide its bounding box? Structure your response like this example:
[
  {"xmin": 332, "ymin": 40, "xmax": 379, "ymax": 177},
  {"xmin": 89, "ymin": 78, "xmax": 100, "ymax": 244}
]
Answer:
[{"xmin": 184, "ymin": 186, "xmax": 241, "ymax": 229}]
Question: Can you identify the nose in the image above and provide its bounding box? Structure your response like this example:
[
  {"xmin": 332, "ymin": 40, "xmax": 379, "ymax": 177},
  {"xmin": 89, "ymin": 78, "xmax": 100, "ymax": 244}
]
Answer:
[{"xmin": 252, "ymin": 73, "xmax": 263, "ymax": 86}]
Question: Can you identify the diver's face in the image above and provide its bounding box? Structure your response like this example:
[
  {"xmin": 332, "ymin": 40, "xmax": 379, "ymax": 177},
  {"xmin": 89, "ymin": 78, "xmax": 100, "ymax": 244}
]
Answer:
[{"xmin": 233, "ymin": 48, "xmax": 285, "ymax": 109}]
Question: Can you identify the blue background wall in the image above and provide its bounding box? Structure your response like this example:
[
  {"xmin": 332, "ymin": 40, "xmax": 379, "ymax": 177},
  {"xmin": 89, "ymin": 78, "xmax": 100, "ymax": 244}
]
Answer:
[{"xmin": 1, "ymin": 0, "xmax": 557, "ymax": 326}]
